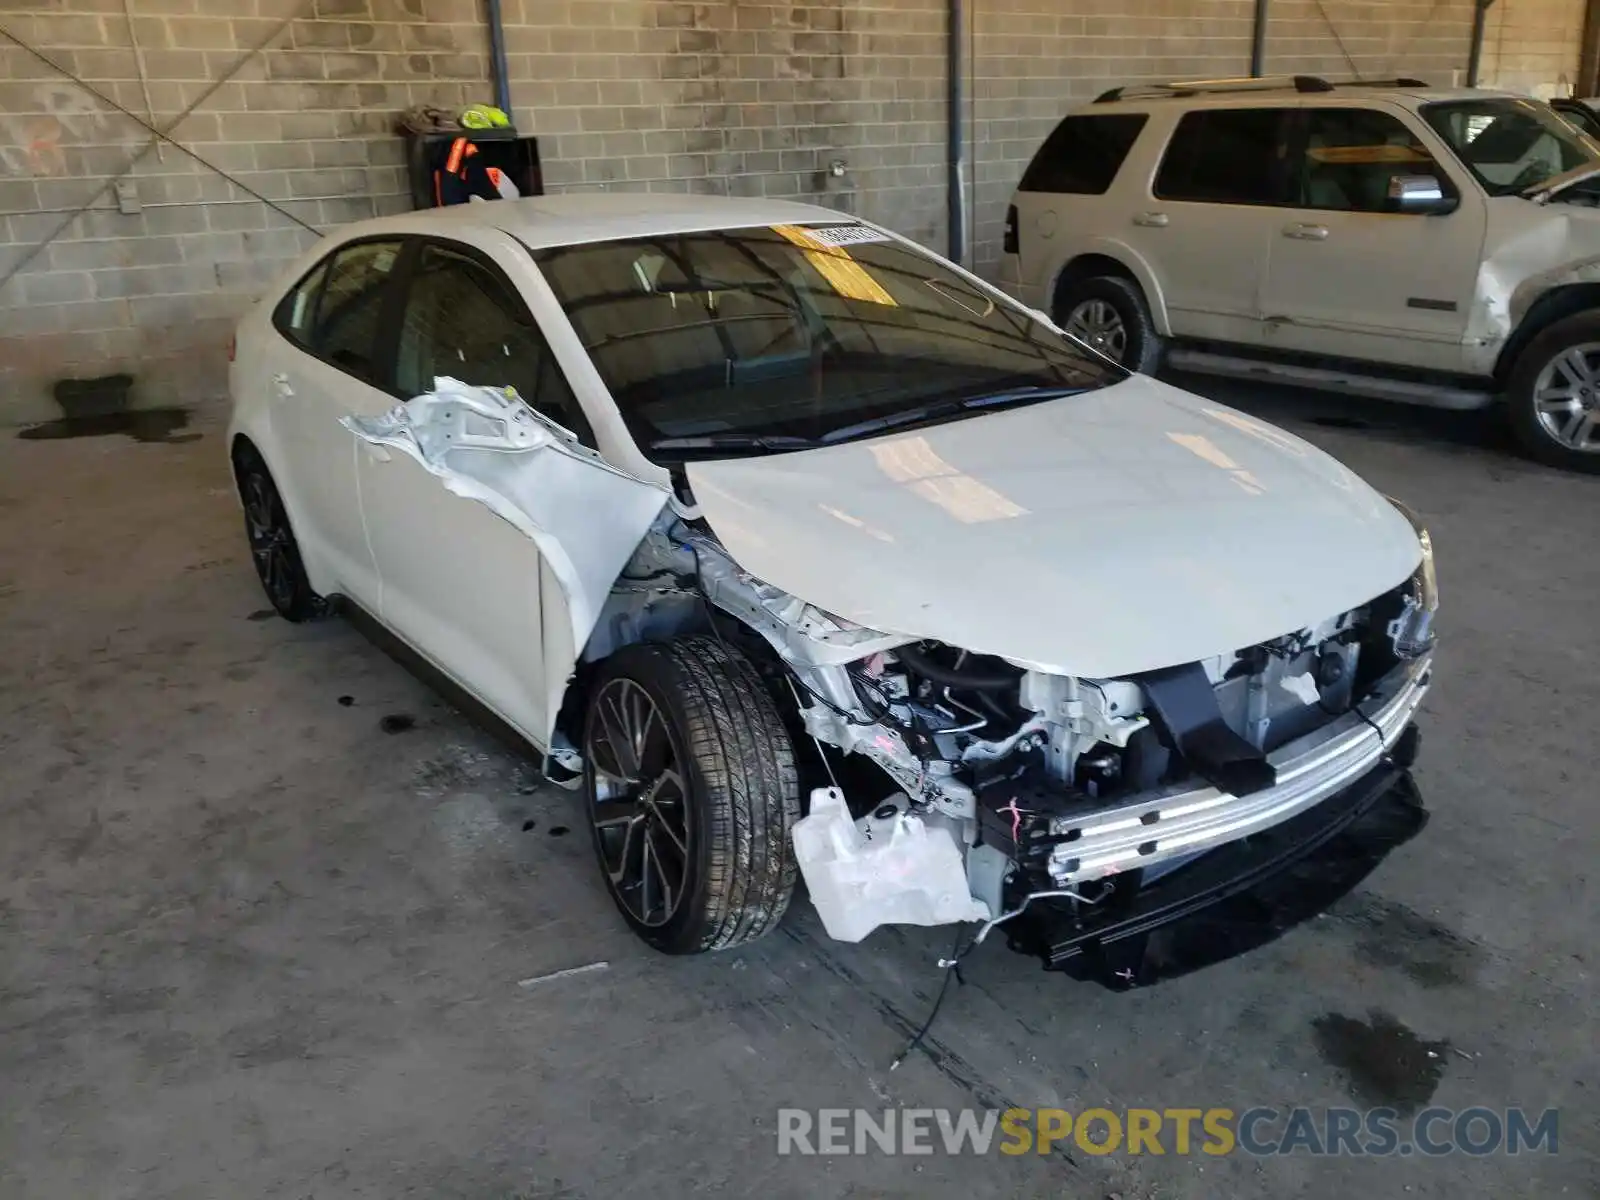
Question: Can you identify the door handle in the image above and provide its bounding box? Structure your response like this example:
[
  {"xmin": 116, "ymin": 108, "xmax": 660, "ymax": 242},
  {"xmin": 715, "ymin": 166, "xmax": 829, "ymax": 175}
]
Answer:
[
  {"xmin": 1132, "ymin": 211, "xmax": 1169, "ymax": 227},
  {"xmin": 272, "ymin": 372, "xmax": 293, "ymax": 399},
  {"xmin": 357, "ymin": 440, "xmax": 392, "ymax": 464},
  {"xmin": 1283, "ymin": 223, "xmax": 1329, "ymax": 240}
]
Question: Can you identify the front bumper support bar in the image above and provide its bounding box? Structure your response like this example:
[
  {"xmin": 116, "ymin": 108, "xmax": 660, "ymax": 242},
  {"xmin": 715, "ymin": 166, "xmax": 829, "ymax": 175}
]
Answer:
[
  {"xmin": 1047, "ymin": 656, "xmax": 1432, "ymax": 886},
  {"xmin": 1007, "ymin": 734, "xmax": 1428, "ymax": 987}
]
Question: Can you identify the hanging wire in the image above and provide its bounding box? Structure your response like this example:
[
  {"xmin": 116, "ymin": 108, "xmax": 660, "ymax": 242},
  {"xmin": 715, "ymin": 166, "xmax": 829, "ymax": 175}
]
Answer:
[
  {"xmin": 0, "ymin": 0, "xmax": 321, "ymax": 296},
  {"xmin": 1312, "ymin": 0, "xmax": 1364, "ymax": 80}
]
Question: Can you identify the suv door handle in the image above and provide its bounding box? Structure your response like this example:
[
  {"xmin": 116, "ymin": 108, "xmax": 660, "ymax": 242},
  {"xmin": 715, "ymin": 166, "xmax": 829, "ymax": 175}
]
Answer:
[
  {"xmin": 272, "ymin": 372, "xmax": 293, "ymax": 399},
  {"xmin": 1283, "ymin": 223, "xmax": 1330, "ymax": 240},
  {"xmin": 1132, "ymin": 211, "xmax": 1169, "ymax": 227}
]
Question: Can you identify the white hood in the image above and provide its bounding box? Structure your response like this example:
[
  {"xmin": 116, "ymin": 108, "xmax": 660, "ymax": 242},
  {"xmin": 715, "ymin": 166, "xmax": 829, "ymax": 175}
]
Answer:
[{"xmin": 686, "ymin": 376, "xmax": 1422, "ymax": 678}]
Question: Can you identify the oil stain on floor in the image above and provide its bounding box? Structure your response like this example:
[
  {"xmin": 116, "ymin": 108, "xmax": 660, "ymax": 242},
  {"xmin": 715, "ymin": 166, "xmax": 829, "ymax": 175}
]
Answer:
[
  {"xmin": 1312, "ymin": 1009, "xmax": 1449, "ymax": 1112},
  {"xmin": 20, "ymin": 409, "xmax": 199, "ymax": 444}
]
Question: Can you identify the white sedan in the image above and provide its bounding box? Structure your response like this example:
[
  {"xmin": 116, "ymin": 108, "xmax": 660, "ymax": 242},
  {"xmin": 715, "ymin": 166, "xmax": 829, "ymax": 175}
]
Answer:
[{"xmin": 229, "ymin": 195, "xmax": 1437, "ymax": 979}]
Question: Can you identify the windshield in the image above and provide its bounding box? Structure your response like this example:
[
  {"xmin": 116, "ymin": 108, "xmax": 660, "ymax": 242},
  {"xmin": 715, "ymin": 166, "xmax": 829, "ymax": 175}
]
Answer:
[
  {"xmin": 1422, "ymin": 98, "xmax": 1600, "ymax": 196},
  {"xmin": 532, "ymin": 225, "xmax": 1122, "ymax": 462}
]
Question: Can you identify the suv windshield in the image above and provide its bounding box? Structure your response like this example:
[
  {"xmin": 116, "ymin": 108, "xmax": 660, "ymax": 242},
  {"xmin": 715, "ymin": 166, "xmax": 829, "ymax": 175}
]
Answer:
[
  {"xmin": 1422, "ymin": 98, "xmax": 1600, "ymax": 195},
  {"xmin": 533, "ymin": 225, "xmax": 1122, "ymax": 461}
]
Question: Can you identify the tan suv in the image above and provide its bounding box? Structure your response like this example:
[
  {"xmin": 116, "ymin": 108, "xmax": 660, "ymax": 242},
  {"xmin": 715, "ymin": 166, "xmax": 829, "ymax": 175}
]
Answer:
[{"xmin": 1001, "ymin": 76, "xmax": 1600, "ymax": 472}]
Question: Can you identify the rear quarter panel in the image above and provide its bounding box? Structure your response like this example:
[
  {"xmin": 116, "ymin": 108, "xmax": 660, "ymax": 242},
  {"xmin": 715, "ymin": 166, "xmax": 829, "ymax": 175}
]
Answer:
[{"xmin": 1012, "ymin": 106, "xmax": 1177, "ymax": 334}]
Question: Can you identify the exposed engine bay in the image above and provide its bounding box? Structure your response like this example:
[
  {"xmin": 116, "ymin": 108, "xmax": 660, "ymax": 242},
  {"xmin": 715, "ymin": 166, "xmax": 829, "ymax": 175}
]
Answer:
[{"xmin": 578, "ymin": 510, "xmax": 1437, "ymax": 945}]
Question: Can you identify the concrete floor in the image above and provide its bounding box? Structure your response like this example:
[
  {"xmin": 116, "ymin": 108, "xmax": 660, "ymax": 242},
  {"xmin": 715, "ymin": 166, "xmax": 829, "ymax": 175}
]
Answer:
[{"xmin": 0, "ymin": 383, "xmax": 1594, "ymax": 1200}]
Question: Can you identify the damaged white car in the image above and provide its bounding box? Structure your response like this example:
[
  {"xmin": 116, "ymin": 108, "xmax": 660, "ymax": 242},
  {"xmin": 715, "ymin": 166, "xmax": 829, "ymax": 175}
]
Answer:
[{"xmin": 229, "ymin": 195, "xmax": 1437, "ymax": 982}]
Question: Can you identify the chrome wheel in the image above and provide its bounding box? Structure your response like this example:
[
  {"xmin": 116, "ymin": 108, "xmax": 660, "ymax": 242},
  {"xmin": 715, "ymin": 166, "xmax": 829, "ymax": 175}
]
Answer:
[
  {"xmin": 1532, "ymin": 343, "xmax": 1600, "ymax": 452},
  {"xmin": 241, "ymin": 470, "xmax": 297, "ymax": 609},
  {"xmin": 586, "ymin": 678, "xmax": 691, "ymax": 929},
  {"xmin": 1063, "ymin": 298, "xmax": 1128, "ymax": 361}
]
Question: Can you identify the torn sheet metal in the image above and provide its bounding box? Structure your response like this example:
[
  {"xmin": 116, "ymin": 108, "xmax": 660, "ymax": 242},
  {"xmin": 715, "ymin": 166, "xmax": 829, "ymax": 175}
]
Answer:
[{"xmin": 342, "ymin": 378, "xmax": 670, "ymax": 696}]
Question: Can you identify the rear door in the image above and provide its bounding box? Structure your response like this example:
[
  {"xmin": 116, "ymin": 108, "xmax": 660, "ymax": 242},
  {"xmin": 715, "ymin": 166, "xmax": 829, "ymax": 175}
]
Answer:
[
  {"xmin": 1141, "ymin": 106, "xmax": 1295, "ymax": 346},
  {"xmin": 271, "ymin": 238, "xmax": 405, "ymax": 606},
  {"xmin": 1259, "ymin": 105, "xmax": 1485, "ymax": 372}
]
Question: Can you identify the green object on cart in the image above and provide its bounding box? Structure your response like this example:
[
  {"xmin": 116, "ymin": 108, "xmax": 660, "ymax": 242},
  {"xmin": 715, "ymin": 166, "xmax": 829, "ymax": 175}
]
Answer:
[{"xmin": 460, "ymin": 103, "xmax": 510, "ymax": 130}]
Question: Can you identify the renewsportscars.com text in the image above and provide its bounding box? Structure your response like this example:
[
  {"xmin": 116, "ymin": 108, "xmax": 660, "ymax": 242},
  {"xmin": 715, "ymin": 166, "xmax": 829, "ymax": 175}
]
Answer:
[{"xmin": 776, "ymin": 1106, "xmax": 1559, "ymax": 1158}]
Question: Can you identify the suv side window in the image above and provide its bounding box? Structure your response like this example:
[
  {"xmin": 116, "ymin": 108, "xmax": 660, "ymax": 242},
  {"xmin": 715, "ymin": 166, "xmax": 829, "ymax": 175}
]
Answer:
[
  {"xmin": 1294, "ymin": 108, "xmax": 1451, "ymax": 212},
  {"xmin": 394, "ymin": 242, "xmax": 594, "ymax": 443},
  {"xmin": 1018, "ymin": 113, "xmax": 1149, "ymax": 194},
  {"xmin": 1154, "ymin": 109, "xmax": 1291, "ymax": 205},
  {"xmin": 307, "ymin": 240, "xmax": 403, "ymax": 382}
]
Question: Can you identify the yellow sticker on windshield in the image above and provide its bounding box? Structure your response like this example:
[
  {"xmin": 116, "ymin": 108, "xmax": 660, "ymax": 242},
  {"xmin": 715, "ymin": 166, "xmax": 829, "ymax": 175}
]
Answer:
[{"xmin": 772, "ymin": 224, "xmax": 898, "ymax": 307}]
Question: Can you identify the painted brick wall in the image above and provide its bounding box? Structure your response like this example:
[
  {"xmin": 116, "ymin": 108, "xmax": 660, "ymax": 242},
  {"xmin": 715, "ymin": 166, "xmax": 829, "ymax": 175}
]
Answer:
[
  {"xmin": 1478, "ymin": 0, "xmax": 1586, "ymax": 96},
  {"xmin": 0, "ymin": 0, "xmax": 1533, "ymax": 422},
  {"xmin": 1, "ymin": 0, "xmax": 492, "ymax": 421}
]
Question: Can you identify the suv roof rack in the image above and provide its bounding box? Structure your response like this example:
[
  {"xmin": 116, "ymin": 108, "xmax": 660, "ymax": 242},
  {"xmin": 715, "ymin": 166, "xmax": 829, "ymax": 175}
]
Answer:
[
  {"xmin": 1341, "ymin": 77, "xmax": 1431, "ymax": 88},
  {"xmin": 1091, "ymin": 74, "xmax": 1428, "ymax": 103}
]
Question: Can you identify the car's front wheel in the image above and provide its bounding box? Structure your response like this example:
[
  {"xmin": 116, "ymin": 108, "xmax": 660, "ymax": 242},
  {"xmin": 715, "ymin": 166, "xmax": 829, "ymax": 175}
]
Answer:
[
  {"xmin": 1506, "ymin": 312, "xmax": 1600, "ymax": 473},
  {"xmin": 583, "ymin": 636, "xmax": 799, "ymax": 954},
  {"xmin": 1055, "ymin": 274, "xmax": 1164, "ymax": 374}
]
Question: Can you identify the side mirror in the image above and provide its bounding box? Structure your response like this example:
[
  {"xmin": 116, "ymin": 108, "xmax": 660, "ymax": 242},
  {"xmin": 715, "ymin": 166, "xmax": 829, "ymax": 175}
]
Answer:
[{"xmin": 1388, "ymin": 174, "xmax": 1457, "ymax": 215}]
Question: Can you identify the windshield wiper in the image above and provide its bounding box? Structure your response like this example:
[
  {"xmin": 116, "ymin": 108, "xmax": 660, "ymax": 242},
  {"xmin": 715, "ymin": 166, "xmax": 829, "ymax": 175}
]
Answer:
[
  {"xmin": 648, "ymin": 433, "xmax": 817, "ymax": 455},
  {"xmin": 818, "ymin": 385, "xmax": 1087, "ymax": 444}
]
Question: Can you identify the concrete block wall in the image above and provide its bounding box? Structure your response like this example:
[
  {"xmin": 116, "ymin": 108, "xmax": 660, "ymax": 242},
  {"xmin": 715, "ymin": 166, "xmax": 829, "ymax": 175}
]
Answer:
[
  {"xmin": 1, "ymin": 0, "xmax": 494, "ymax": 421},
  {"xmin": 0, "ymin": 0, "xmax": 1526, "ymax": 421},
  {"xmin": 1478, "ymin": 0, "xmax": 1587, "ymax": 96}
]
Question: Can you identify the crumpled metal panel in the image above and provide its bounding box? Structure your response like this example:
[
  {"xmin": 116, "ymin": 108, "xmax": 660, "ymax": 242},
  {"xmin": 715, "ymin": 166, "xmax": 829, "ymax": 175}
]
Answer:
[{"xmin": 342, "ymin": 378, "xmax": 670, "ymax": 746}]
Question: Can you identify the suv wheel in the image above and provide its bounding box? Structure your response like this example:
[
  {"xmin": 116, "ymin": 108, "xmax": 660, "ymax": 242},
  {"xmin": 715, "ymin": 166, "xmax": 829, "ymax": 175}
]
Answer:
[
  {"xmin": 1507, "ymin": 312, "xmax": 1600, "ymax": 473},
  {"xmin": 583, "ymin": 636, "xmax": 799, "ymax": 954},
  {"xmin": 1055, "ymin": 274, "xmax": 1164, "ymax": 374}
]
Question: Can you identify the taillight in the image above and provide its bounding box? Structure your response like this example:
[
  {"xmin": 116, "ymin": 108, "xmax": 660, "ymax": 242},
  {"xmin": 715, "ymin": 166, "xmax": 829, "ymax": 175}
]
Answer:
[
  {"xmin": 227, "ymin": 333, "xmax": 236, "ymax": 362},
  {"xmin": 1003, "ymin": 204, "xmax": 1019, "ymax": 255}
]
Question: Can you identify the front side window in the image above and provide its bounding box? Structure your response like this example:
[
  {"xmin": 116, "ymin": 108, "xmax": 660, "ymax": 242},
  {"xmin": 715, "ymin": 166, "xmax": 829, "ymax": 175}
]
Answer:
[
  {"xmin": 394, "ymin": 242, "xmax": 589, "ymax": 438},
  {"xmin": 309, "ymin": 240, "xmax": 402, "ymax": 381},
  {"xmin": 534, "ymin": 225, "xmax": 1122, "ymax": 462},
  {"xmin": 1422, "ymin": 98, "xmax": 1600, "ymax": 195},
  {"xmin": 1154, "ymin": 109, "xmax": 1292, "ymax": 205},
  {"xmin": 1019, "ymin": 113, "xmax": 1149, "ymax": 194},
  {"xmin": 1293, "ymin": 108, "xmax": 1451, "ymax": 212}
]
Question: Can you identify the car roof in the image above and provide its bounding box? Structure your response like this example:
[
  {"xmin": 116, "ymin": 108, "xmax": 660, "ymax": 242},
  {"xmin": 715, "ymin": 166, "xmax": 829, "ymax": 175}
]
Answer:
[{"xmin": 389, "ymin": 193, "xmax": 862, "ymax": 249}]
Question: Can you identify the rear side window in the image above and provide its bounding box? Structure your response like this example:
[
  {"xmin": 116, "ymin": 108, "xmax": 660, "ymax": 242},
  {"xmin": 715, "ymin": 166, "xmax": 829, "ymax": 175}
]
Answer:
[
  {"xmin": 274, "ymin": 239, "xmax": 402, "ymax": 381},
  {"xmin": 1019, "ymin": 114, "xmax": 1148, "ymax": 194},
  {"xmin": 1155, "ymin": 109, "xmax": 1291, "ymax": 205},
  {"xmin": 312, "ymin": 241, "xmax": 402, "ymax": 381},
  {"xmin": 276, "ymin": 261, "xmax": 328, "ymax": 345}
]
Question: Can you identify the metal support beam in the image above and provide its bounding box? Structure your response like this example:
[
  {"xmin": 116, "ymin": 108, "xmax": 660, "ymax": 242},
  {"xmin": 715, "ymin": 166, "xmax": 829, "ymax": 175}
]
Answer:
[
  {"xmin": 1466, "ymin": 0, "xmax": 1495, "ymax": 87},
  {"xmin": 1250, "ymin": 0, "xmax": 1269, "ymax": 76},
  {"xmin": 947, "ymin": 0, "xmax": 966, "ymax": 265},
  {"xmin": 485, "ymin": 0, "xmax": 512, "ymax": 114},
  {"xmin": 1579, "ymin": 0, "xmax": 1600, "ymax": 96}
]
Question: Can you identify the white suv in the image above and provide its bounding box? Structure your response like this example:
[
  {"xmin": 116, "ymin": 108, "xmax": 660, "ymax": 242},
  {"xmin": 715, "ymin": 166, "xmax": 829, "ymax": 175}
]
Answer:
[{"xmin": 1001, "ymin": 76, "xmax": 1600, "ymax": 472}]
